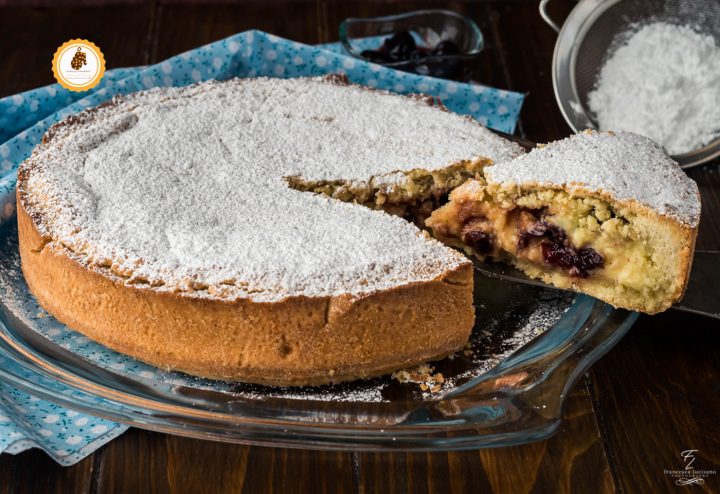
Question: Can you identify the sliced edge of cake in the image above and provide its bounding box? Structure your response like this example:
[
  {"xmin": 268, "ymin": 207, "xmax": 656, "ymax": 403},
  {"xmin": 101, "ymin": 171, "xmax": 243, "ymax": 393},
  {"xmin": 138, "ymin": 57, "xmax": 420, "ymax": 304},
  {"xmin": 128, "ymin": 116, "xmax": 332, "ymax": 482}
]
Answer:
[{"xmin": 427, "ymin": 130, "xmax": 701, "ymax": 314}]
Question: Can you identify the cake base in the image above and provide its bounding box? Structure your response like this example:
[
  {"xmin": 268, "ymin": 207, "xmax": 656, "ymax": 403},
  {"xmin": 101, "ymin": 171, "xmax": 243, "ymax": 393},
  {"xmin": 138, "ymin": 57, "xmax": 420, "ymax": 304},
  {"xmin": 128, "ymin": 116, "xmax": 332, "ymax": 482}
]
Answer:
[{"xmin": 17, "ymin": 203, "xmax": 474, "ymax": 386}]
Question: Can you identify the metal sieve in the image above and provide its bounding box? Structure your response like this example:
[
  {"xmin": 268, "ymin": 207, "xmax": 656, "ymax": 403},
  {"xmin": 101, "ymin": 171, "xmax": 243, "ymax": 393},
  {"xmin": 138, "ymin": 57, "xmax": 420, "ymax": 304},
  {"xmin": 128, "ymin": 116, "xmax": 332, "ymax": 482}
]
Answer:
[{"xmin": 540, "ymin": 0, "xmax": 720, "ymax": 168}]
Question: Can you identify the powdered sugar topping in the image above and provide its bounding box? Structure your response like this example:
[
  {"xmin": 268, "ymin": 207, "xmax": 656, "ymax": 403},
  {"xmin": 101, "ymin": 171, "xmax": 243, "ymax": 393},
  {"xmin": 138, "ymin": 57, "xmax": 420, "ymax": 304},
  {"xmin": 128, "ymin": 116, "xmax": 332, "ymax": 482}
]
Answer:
[
  {"xmin": 588, "ymin": 22, "xmax": 720, "ymax": 155},
  {"xmin": 21, "ymin": 78, "xmax": 520, "ymax": 301},
  {"xmin": 485, "ymin": 131, "xmax": 701, "ymax": 226}
]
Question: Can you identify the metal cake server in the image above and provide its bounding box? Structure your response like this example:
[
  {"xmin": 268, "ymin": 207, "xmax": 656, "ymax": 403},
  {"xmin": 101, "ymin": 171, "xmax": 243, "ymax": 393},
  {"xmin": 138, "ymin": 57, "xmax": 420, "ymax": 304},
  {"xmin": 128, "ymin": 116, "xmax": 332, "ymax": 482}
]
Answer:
[{"xmin": 472, "ymin": 251, "xmax": 720, "ymax": 319}]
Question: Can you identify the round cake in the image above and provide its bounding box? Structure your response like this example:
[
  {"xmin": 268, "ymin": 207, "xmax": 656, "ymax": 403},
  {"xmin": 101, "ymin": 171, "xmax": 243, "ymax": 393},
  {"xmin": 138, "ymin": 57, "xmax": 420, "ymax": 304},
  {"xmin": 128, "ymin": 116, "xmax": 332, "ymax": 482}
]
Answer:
[{"xmin": 17, "ymin": 76, "xmax": 523, "ymax": 386}]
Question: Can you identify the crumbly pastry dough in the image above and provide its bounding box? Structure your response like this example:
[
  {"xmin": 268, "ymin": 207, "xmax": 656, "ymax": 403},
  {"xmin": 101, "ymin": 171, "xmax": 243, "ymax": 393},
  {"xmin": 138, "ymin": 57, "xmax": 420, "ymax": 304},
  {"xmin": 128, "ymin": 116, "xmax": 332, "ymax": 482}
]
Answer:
[
  {"xmin": 17, "ymin": 76, "xmax": 523, "ymax": 386},
  {"xmin": 428, "ymin": 130, "xmax": 701, "ymax": 314}
]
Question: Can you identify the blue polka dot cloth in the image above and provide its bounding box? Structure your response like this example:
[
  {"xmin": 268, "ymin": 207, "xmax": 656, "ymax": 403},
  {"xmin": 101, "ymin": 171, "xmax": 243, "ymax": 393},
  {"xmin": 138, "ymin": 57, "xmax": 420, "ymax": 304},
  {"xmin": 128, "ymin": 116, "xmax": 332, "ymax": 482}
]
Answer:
[
  {"xmin": 0, "ymin": 356, "xmax": 125, "ymax": 465},
  {"xmin": 0, "ymin": 30, "xmax": 524, "ymax": 465}
]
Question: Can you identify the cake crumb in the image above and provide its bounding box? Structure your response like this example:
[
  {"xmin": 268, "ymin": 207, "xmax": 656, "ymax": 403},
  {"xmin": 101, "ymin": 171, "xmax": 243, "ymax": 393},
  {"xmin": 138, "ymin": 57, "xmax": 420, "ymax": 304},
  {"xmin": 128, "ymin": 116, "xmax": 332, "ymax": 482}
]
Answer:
[{"xmin": 391, "ymin": 363, "xmax": 446, "ymax": 394}]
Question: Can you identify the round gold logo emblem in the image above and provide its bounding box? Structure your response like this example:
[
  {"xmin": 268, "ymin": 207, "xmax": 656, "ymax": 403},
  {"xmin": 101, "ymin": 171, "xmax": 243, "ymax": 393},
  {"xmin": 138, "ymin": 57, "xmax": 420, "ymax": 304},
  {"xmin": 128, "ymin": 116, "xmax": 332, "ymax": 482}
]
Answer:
[{"xmin": 52, "ymin": 39, "xmax": 106, "ymax": 92}]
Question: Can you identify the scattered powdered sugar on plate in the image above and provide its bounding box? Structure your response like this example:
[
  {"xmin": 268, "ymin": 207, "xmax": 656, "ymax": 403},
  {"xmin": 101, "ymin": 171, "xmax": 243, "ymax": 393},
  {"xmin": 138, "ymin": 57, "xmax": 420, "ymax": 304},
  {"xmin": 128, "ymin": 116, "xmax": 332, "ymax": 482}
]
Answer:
[
  {"xmin": 0, "ymin": 225, "xmax": 573, "ymax": 404},
  {"xmin": 20, "ymin": 77, "xmax": 522, "ymax": 302},
  {"xmin": 440, "ymin": 292, "xmax": 572, "ymax": 392},
  {"xmin": 588, "ymin": 22, "xmax": 720, "ymax": 155},
  {"xmin": 485, "ymin": 131, "xmax": 701, "ymax": 227}
]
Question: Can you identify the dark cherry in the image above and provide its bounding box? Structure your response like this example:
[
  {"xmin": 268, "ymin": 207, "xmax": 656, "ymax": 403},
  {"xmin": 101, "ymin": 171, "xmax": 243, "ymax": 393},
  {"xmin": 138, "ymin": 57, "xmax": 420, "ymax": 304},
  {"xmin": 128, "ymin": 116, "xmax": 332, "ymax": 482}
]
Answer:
[
  {"xmin": 432, "ymin": 40, "xmax": 461, "ymax": 56},
  {"xmin": 517, "ymin": 220, "xmax": 567, "ymax": 249},
  {"xmin": 463, "ymin": 230, "xmax": 495, "ymax": 255},
  {"xmin": 409, "ymin": 50, "xmax": 424, "ymax": 61},
  {"xmin": 543, "ymin": 223, "xmax": 567, "ymax": 244},
  {"xmin": 541, "ymin": 243, "xmax": 604, "ymax": 278},
  {"xmin": 541, "ymin": 243, "xmax": 579, "ymax": 270},
  {"xmin": 382, "ymin": 31, "xmax": 417, "ymax": 61},
  {"xmin": 578, "ymin": 247, "xmax": 604, "ymax": 271},
  {"xmin": 515, "ymin": 218, "xmax": 605, "ymax": 278},
  {"xmin": 360, "ymin": 49, "xmax": 392, "ymax": 63},
  {"xmin": 358, "ymin": 32, "xmax": 468, "ymax": 80}
]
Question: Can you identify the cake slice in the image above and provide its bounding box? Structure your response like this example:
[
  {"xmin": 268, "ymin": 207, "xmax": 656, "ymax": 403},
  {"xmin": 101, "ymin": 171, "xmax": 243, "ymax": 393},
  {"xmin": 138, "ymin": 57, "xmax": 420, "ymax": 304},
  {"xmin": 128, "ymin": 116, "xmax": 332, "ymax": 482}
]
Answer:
[{"xmin": 427, "ymin": 130, "xmax": 701, "ymax": 314}]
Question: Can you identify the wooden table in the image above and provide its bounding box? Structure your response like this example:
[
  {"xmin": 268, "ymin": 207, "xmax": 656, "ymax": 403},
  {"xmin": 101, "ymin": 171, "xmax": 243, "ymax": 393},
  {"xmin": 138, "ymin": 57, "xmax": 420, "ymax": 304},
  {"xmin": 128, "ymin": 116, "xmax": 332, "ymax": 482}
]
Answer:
[{"xmin": 0, "ymin": 1, "xmax": 718, "ymax": 492}]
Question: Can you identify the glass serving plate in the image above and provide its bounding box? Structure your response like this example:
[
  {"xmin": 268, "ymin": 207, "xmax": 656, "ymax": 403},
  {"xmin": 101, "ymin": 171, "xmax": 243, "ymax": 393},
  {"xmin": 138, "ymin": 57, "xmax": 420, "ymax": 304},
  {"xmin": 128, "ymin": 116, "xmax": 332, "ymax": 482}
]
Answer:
[{"xmin": 0, "ymin": 221, "xmax": 637, "ymax": 451}]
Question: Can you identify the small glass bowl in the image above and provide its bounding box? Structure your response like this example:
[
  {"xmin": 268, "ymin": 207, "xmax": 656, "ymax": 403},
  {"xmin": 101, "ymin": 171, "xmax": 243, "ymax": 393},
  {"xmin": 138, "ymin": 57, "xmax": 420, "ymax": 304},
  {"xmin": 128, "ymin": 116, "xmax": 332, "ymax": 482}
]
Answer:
[{"xmin": 339, "ymin": 10, "xmax": 484, "ymax": 81}]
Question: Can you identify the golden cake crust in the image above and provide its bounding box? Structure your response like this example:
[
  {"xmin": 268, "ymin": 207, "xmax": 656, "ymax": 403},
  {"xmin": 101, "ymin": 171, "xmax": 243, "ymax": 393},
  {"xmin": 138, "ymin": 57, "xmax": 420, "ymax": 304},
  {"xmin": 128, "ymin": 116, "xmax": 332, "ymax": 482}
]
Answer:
[
  {"xmin": 17, "ymin": 199, "xmax": 474, "ymax": 386},
  {"xmin": 15, "ymin": 76, "xmax": 498, "ymax": 386}
]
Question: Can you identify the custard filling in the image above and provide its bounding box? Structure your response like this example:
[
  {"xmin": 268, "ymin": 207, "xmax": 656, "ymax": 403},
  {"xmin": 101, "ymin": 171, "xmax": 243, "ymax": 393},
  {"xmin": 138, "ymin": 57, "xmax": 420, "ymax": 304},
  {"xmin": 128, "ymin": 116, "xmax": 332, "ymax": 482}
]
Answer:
[{"xmin": 426, "ymin": 179, "xmax": 676, "ymax": 307}]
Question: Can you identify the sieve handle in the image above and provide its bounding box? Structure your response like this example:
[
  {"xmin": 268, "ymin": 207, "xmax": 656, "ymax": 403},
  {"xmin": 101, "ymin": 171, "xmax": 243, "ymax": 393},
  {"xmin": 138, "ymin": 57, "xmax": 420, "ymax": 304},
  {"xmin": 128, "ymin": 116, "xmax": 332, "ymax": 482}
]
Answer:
[{"xmin": 539, "ymin": 0, "xmax": 561, "ymax": 33}]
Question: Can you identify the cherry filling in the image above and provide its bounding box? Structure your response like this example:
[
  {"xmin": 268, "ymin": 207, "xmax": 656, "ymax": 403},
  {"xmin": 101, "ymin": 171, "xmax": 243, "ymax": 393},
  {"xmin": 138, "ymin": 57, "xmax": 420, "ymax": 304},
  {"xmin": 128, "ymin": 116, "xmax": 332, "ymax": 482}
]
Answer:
[
  {"xmin": 541, "ymin": 244, "xmax": 604, "ymax": 278},
  {"xmin": 459, "ymin": 208, "xmax": 604, "ymax": 278},
  {"xmin": 461, "ymin": 218, "xmax": 495, "ymax": 255},
  {"xmin": 359, "ymin": 31, "xmax": 465, "ymax": 79},
  {"xmin": 360, "ymin": 32, "xmax": 462, "ymax": 64},
  {"xmin": 519, "ymin": 220, "xmax": 604, "ymax": 278}
]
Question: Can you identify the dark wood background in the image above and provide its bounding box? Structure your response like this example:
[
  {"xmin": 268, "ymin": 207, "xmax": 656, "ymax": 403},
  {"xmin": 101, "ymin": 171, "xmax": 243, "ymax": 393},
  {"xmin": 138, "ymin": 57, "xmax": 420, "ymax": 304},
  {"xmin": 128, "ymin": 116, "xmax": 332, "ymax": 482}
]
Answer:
[{"xmin": 0, "ymin": 1, "xmax": 718, "ymax": 492}]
